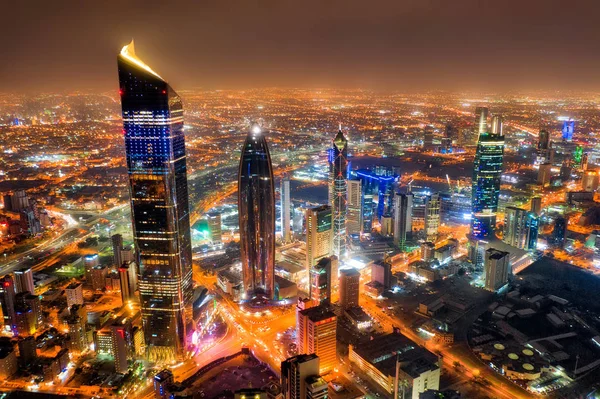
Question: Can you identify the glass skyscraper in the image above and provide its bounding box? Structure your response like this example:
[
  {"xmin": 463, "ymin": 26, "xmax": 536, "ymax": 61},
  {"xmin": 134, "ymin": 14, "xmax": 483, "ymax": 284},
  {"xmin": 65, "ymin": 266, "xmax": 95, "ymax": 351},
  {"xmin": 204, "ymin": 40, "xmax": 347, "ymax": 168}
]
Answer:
[
  {"xmin": 470, "ymin": 116, "xmax": 505, "ymax": 238},
  {"xmin": 328, "ymin": 127, "xmax": 348, "ymax": 256},
  {"xmin": 238, "ymin": 124, "xmax": 275, "ymax": 299},
  {"xmin": 117, "ymin": 41, "xmax": 193, "ymax": 361}
]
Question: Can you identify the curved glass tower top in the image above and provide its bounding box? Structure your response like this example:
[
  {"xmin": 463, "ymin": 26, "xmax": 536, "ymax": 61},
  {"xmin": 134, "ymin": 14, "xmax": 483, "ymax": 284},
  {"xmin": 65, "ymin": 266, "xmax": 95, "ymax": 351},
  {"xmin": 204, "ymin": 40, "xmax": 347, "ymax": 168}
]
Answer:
[
  {"xmin": 238, "ymin": 124, "xmax": 276, "ymax": 299},
  {"xmin": 117, "ymin": 41, "xmax": 193, "ymax": 362}
]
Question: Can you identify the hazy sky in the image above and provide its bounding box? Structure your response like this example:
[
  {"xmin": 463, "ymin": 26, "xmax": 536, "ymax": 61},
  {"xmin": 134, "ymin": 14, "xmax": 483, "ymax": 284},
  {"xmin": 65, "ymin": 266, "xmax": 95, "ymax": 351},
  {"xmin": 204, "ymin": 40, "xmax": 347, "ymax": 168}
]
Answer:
[{"xmin": 2, "ymin": 0, "xmax": 599, "ymax": 93}]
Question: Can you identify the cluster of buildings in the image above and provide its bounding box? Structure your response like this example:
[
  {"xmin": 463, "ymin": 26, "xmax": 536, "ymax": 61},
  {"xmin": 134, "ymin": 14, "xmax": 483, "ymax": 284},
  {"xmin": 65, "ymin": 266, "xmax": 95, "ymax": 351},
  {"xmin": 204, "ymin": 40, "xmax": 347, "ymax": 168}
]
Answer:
[{"xmin": 1, "ymin": 189, "xmax": 52, "ymax": 239}]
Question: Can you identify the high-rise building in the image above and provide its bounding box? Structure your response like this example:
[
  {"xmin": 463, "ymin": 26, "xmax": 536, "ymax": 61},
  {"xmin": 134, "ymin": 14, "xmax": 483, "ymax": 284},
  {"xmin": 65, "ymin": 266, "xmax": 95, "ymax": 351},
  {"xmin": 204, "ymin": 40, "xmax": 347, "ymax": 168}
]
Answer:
[
  {"xmin": 423, "ymin": 126, "xmax": 434, "ymax": 148},
  {"xmin": 475, "ymin": 107, "xmax": 489, "ymax": 137},
  {"xmin": 65, "ymin": 282, "xmax": 84, "ymax": 308},
  {"xmin": 353, "ymin": 168, "xmax": 398, "ymax": 230},
  {"xmin": 305, "ymin": 205, "xmax": 333, "ymax": 271},
  {"xmin": 470, "ymin": 110, "xmax": 505, "ymax": 238},
  {"xmin": 491, "ymin": 114, "xmax": 503, "ymax": 135},
  {"xmin": 535, "ymin": 129, "xmax": 553, "ymax": 165},
  {"xmin": 206, "ymin": 212, "xmax": 222, "ymax": 244},
  {"xmin": 421, "ymin": 242, "xmax": 435, "ymax": 261},
  {"xmin": 13, "ymin": 267, "xmax": 34, "ymax": 294},
  {"xmin": 339, "ymin": 268, "xmax": 360, "ymax": 309},
  {"xmin": 0, "ymin": 276, "xmax": 16, "ymax": 332},
  {"xmin": 530, "ymin": 196, "xmax": 542, "ymax": 216},
  {"xmin": 281, "ymin": 353, "xmax": 321, "ymax": 399},
  {"xmin": 238, "ymin": 124, "xmax": 276, "ymax": 299},
  {"xmin": 562, "ymin": 120, "xmax": 574, "ymax": 141},
  {"xmin": 538, "ymin": 129, "xmax": 551, "ymax": 150},
  {"xmin": 503, "ymin": 207, "xmax": 538, "ymax": 250},
  {"xmin": 111, "ymin": 234, "xmax": 124, "ymax": 267},
  {"xmin": 424, "ymin": 193, "xmax": 441, "ymax": 241},
  {"xmin": 297, "ymin": 305, "xmax": 337, "ymax": 375},
  {"xmin": 371, "ymin": 260, "xmax": 394, "ymax": 290},
  {"xmin": 310, "ymin": 257, "xmax": 332, "ymax": 305},
  {"xmin": 553, "ymin": 216, "xmax": 567, "ymax": 248},
  {"xmin": 18, "ymin": 336, "xmax": 37, "ymax": 366},
  {"xmin": 119, "ymin": 262, "xmax": 138, "ymax": 304},
  {"xmin": 393, "ymin": 193, "xmax": 413, "ymax": 251},
  {"xmin": 111, "ymin": 320, "xmax": 131, "ymax": 374},
  {"xmin": 91, "ymin": 266, "xmax": 107, "ymax": 291},
  {"xmin": 346, "ymin": 179, "xmax": 363, "ymax": 235},
  {"xmin": 281, "ymin": 177, "xmax": 292, "ymax": 243},
  {"xmin": 484, "ymin": 248, "xmax": 510, "ymax": 292},
  {"xmin": 582, "ymin": 170, "xmax": 600, "ymax": 192},
  {"xmin": 537, "ymin": 163, "xmax": 552, "ymax": 186},
  {"xmin": 117, "ymin": 41, "xmax": 193, "ymax": 361},
  {"xmin": 328, "ymin": 127, "xmax": 348, "ymax": 256},
  {"xmin": 306, "ymin": 376, "xmax": 328, "ymax": 399}
]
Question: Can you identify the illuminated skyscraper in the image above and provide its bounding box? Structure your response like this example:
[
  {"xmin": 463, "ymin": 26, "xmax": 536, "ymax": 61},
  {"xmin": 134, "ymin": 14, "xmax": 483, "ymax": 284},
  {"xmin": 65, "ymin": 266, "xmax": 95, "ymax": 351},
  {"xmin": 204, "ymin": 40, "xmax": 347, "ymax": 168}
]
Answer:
[
  {"xmin": 475, "ymin": 107, "xmax": 489, "ymax": 143},
  {"xmin": 424, "ymin": 193, "xmax": 441, "ymax": 241},
  {"xmin": 346, "ymin": 179, "xmax": 363, "ymax": 235},
  {"xmin": 297, "ymin": 305, "xmax": 337, "ymax": 375},
  {"xmin": 393, "ymin": 193, "xmax": 413, "ymax": 251},
  {"xmin": 281, "ymin": 177, "xmax": 292, "ymax": 243},
  {"xmin": 503, "ymin": 207, "xmax": 538, "ymax": 250},
  {"xmin": 305, "ymin": 205, "xmax": 333, "ymax": 271},
  {"xmin": 470, "ymin": 111, "xmax": 505, "ymax": 238},
  {"xmin": 562, "ymin": 120, "xmax": 574, "ymax": 141},
  {"xmin": 484, "ymin": 248, "xmax": 510, "ymax": 292},
  {"xmin": 328, "ymin": 126, "xmax": 348, "ymax": 256},
  {"xmin": 310, "ymin": 257, "xmax": 332, "ymax": 305},
  {"xmin": 13, "ymin": 267, "xmax": 34, "ymax": 294},
  {"xmin": 238, "ymin": 124, "xmax": 276, "ymax": 299},
  {"xmin": 117, "ymin": 41, "xmax": 193, "ymax": 361},
  {"xmin": 491, "ymin": 114, "xmax": 503, "ymax": 135}
]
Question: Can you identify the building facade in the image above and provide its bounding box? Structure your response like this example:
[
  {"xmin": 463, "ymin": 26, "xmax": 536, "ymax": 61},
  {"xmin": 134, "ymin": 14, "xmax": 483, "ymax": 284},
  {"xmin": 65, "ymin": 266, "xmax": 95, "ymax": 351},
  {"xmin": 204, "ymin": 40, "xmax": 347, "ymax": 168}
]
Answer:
[{"xmin": 328, "ymin": 127, "xmax": 348, "ymax": 256}]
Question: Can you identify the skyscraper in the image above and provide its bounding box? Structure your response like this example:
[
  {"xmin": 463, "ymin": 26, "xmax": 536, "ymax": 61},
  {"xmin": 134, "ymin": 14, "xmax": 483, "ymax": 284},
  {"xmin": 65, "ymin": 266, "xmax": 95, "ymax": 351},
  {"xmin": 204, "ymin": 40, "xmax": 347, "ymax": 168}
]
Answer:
[
  {"xmin": 484, "ymin": 248, "xmax": 510, "ymax": 292},
  {"xmin": 281, "ymin": 177, "xmax": 292, "ymax": 243},
  {"xmin": 470, "ymin": 110, "xmax": 505, "ymax": 238},
  {"xmin": 491, "ymin": 114, "xmax": 503, "ymax": 135},
  {"xmin": 328, "ymin": 126, "xmax": 348, "ymax": 256},
  {"xmin": 503, "ymin": 207, "xmax": 538, "ymax": 250},
  {"xmin": 310, "ymin": 257, "xmax": 332, "ymax": 305},
  {"xmin": 0, "ymin": 276, "xmax": 16, "ymax": 333},
  {"xmin": 305, "ymin": 205, "xmax": 333, "ymax": 271},
  {"xmin": 424, "ymin": 193, "xmax": 441, "ymax": 241},
  {"xmin": 475, "ymin": 107, "xmax": 489, "ymax": 136},
  {"xmin": 346, "ymin": 179, "xmax": 363, "ymax": 235},
  {"xmin": 553, "ymin": 216, "xmax": 567, "ymax": 248},
  {"xmin": 281, "ymin": 354, "xmax": 321, "ymax": 399},
  {"xmin": 562, "ymin": 120, "xmax": 574, "ymax": 141},
  {"xmin": 297, "ymin": 305, "xmax": 337, "ymax": 375},
  {"xmin": 238, "ymin": 124, "xmax": 276, "ymax": 299},
  {"xmin": 111, "ymin": 234, "xmax": 124, "ymax": 267},
  {"xmin": 13, "ymin": 267, "xmax": 34, "ymax": 295},
  {"xmin": 117, "ymin": 41, "xmax": 193, "ymax": 361},
  {"xmin": 393, "ymin": 193, "xmax": 413, "ymax": 251},
  {"xmin": 206, "ymin": 212, "xmax": 222, "ymax": 244},
  {"xmin": 339, "ymin": 268, "xmax": 360, "ymax": 310}
]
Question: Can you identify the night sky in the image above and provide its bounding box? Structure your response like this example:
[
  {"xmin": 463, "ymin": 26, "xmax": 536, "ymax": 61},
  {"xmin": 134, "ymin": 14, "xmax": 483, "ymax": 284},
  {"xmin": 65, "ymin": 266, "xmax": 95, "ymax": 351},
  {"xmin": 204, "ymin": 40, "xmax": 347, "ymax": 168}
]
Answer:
[{"xmin": 2, "ymin": 0, "xmax": 599, "ymax": 93}]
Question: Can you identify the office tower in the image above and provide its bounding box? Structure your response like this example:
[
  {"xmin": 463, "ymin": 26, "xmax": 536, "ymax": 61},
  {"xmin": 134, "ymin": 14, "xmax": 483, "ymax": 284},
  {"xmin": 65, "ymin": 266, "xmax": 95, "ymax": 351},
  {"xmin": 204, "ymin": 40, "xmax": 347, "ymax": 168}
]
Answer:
[
  {"xmin": 119, "ymin": 262, "xmax": 138, "ymax": 303},
  {"xmin": 328, "ymin": 127, "xmax": 348, "ymax": 256},
  {"xmin": 91, "ymin": 266, "xmax": 107, "ymax": 291},
  {"xmin": 154, "ymin": 369, "xmax": 174, "ymax": 399},
  {"xmin": 475, "ymin": 107, "xmax": 489, "ymax": 135},
  {"xmin": 13, "ymin": 267, "xmax": 34, "ymax": 294},
  {"xmin": 535, "ymin": 129, "xmax": 553, "ymax": 165},
  {"xmin": 424, "ymin": 193, "xmax": 441, "ymax": 241},
  {"xmin": 281, "ymin": 177, "xmax": 292, "ymax": 243},
  {"xmin": 562, "ymin": 120, "xmax": 574, "ymax": 141},
  {"xmin": 353, "ymin": 168, "xmax": 398, "ymax": 228},
  {"xmin": 560, "ymin": 161, "xmax": 572, "ymax": 182},
  {"xmin": 582, "ymin": 170, "xmax": 600, "ymax": 191},
  {"xmin": 339, "ymin": 268, "xmax": 360, "ymax": 310},
  {"xmin": 305, "ymin": 205, "xmax": 333, "ymax": 270},
  {"xmin": 537, "ymin": 163, "xmax": 552, "ymax": 186},
  {"xmin": 18, "ymin": 336, "xmax": 37, "ymax": 366},
  {"xmin": 445, "ymin": 124, "xmax": 459, "ymax": 142},
  {"xmin": 491, "ymin": 114, "xmax": 503, "ymax": 135},
  {"xmin": 553, "ymin": 216, "xmax": 567, "ymax": 248},
  {"xmin": 297, "ymin": 305, "xmax": 337, "ymax": 375},
  {"xmin": 503, "ymin": 207, "xmax": 538, "ymax": 250},
  {"xmin": 111, "ymin": 320, "xmax": 131, "ymax": 374},
  {"xmin": 346, "ymin": 179, "xmax": 363, "ymax": 235},
  {"xmin": 111, "ymin": 234, "xmax": 123, "ymax": 267},
  {"xmin": 83, "ymin": 253, "xmax": 99, "ymax": 282},
  {"xmin": 484, "ymin": 248, "xmax": 510, "ymax": 292},
  {"xmin": 380, "ymin": 214, "xmax": 393, "ymax": 236},
  {"xmin": 14, "ymin": 302, "xmax": 35, "ymax": 336},
  {"xmin": 118, "ymin": 41, "xmax": 194, "ymax": 361},
  {"xmin": 421, "ymin": 242, "xmax": 435, "ymax": 261},
  {"xmin": 66, "ymin": 312, "xmax": 88, "ymax": 353},
  {"xmin": 371, "ymin": 260, "xmax": 394, "ymax": 290},
  {"xmin": 310, "ymin": 257, "xmax": 332, "ymax": 305},
  {"xmin": 470, "ymin": 112, "xmax": 505, "ymax": 238},
  {"xmin": 206, "ymin": 212, "xmax": 222, "ymax": 243},
  {"xmin": 238, "ymin": 123, "xmax": 276, "ymax": 299},
  {"xmin": 538, "ymin": 129, "xmax": 550, "ymax": 150},
  {"xmin": 531, "ymin": 196, "xmax": 542, "ymax": 215},
  {"xmin": 66, "ymin": 282, "xmax": 84, "ymax": 308},
  {"xmin": 393, "ymin": 193, "xmax": 413, "ymax": 251},
  {"xmin": 281, "ymin": 353, "xmax": 321, "ymax": 399},
  {"xmin": 0, "ymin": 276, "xmax": 16, "ymax": 332},
  {"xmin": 11, "ymin": 190, "xmax": 29, "ymax": 212},
  {"xmin": 121, "ymin": 246, "xmax": 135, "ymax": 263},
  {"xmin": 15, "ymin": 292, "xmax": 42, "ymax": 331},
  {"xmin": 423, "ymin": 126, "xmax": 434, "ymax": 148}
]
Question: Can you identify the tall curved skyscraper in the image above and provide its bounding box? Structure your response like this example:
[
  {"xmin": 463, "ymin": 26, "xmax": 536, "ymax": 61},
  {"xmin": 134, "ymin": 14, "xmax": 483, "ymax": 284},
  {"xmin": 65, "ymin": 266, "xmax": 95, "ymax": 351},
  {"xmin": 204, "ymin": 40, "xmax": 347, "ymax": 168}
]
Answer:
[
  {"xmin": 238, "ymin": 124, "xmax": 275, "ymax": 299},
  {"xmin": 117, "ymin": 41, "xmax": 193, "ymax": 362},
  {"xmin": 328, "ymin": 126, "xmax": 348, "ymax": 256}
]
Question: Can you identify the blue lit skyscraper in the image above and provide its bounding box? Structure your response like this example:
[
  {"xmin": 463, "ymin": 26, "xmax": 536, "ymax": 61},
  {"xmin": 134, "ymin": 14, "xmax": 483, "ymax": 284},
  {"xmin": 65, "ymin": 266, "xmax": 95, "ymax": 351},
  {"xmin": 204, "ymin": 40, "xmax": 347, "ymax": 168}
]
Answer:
[
  {"xmin": 470, "ymin": 113, "xmax": 505, "ymax": 238},
  {"xmin": 328, "ymin": 126, "xmax": 348, "ymax": 256},
  {"xmin": 562, "ymin": 120, "xmax": 574, "ymax": 141},
  {"xmin": 238, "ymin": 124, "xmax": 276, "ymax": 299},
  {"xmin": 352, "ymin": 168, "xmax": 398, "ymax": 232},
  {"xmin": 117, "ymin": 41, "xmax": 193, "ymax": 361}
]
